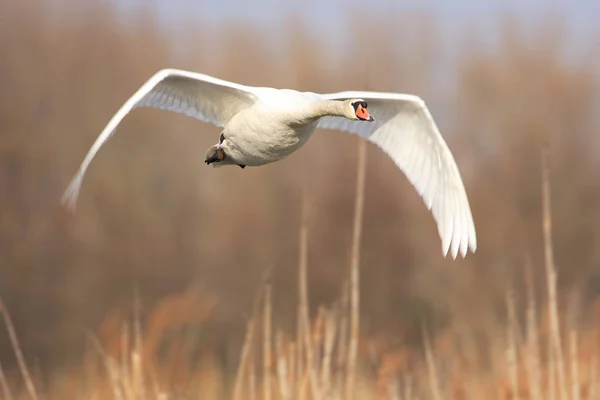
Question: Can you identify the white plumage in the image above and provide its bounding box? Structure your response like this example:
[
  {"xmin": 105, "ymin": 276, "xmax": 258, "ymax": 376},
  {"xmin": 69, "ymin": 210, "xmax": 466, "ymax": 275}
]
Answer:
[{"xmin": 62, "ymin": 69, "xmax": 477, "ymax": 259}]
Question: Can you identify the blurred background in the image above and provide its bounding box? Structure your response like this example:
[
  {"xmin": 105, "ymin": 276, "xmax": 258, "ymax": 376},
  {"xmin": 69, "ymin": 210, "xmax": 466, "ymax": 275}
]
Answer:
[{"xmin": 1, "ymin": 0, "xmax": 599, "ymax": 398}]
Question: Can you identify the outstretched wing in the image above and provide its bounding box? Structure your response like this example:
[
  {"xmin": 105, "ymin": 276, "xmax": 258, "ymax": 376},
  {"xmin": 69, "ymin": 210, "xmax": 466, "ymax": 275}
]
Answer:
[
  {"xmin": 61, "ymin": 69, "xmax": 259, "ymax": 210},
  {"xmin": 317, "ymin": 91, "xmax": 476, "ymax": 259}
]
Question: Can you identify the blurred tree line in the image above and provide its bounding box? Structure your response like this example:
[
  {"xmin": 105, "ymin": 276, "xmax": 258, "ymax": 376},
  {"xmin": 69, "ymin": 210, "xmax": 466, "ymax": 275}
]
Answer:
[{"xmin": 0, "ymin": 0, "xmax": 598, "ymax": 378}]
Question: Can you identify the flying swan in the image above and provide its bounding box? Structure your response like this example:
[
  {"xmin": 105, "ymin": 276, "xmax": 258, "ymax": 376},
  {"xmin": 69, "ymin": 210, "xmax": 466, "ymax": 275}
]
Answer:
[{"xmin": 61, "ymin": 69, "xmax": 477, "ymax": 259}]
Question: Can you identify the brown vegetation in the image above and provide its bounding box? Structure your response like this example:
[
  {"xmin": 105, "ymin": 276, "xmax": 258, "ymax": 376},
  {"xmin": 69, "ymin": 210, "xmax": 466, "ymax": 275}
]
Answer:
[{"xmin": 0, "ymin": 0, "xmax": 599, "ymax": 398}]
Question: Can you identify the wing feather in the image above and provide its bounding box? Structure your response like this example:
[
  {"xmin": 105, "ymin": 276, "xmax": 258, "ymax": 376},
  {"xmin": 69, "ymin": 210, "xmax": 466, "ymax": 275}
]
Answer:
[
  {"xmin": 317, "ymin": 91, "xmax": 476, "ymax": 258},
  {"xmin": 61, "ymin": 69, "xmax": 259, "ymax": 210}
]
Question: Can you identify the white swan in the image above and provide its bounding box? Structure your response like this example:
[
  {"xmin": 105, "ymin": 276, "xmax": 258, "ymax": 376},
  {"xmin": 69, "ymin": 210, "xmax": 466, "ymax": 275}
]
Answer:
[{"xmin": 61, "ymin": 69, "xmax": 477, "ymax": 259}]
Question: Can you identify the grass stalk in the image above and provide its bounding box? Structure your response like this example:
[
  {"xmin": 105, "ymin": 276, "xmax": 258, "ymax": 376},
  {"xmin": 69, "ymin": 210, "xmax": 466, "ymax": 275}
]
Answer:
[
  {"xmin": 506, "ymin": 287, "xmax": 520, "ymax": 400},
  {"xmin": 233, "ymin": 266, "xmax": 273, "ymax": 400},
  {"xmin": 525, "ymin": 256, "xmax": 542, "ymax": 400},
  {"xmin": 345, "ymin": 137, "xmax": 367, "ymax": 400},
  {"xmin": 541, "ymin": 145, "xmax": 568, "ymax": 400},
  {"xmin": 320, "ymin": 307, "xmax": 338, "ymax": 397},
  {"xmin": 132, "ymin": 287, "xmax": 145, "ymax": 400},
  {"xmin": 423, "ymin": 326, "xmax": 442, "ymax": 400},
  {"xmin": 298, "ymin": 194, "xmax": 321, "ymax": 399},
  {"xmin": 569, "ymin": 330, "xmax": 580, "ymax": 400},
  {"xmin": 275, "ymin": 331, "xmax": 291, "ymax": 400},
  {"xmin": 0, "ymin": 297, "xmax": 38, "ymax": 400},
  {"xmin": 263, "ymin": 284, "xmax": 272, "ymax": 400},
  {"xmin": 333, "ymin": 282, "xmax": 349, "ymax": 400},
  {"xmin": 0, "ymin": 362, "xmax": 14, "ymax": 400}
]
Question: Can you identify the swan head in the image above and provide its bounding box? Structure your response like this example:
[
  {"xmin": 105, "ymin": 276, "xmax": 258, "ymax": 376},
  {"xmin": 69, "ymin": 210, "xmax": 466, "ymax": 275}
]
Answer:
[{"xmin": 347, "ymin": 99, "xmax": 374, "ymax": 122}]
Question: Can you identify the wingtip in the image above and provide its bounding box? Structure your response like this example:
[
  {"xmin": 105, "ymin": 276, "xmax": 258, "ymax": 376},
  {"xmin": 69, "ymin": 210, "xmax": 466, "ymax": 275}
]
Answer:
[
  {"xmin": 60, "ymin": 192, "xmax": 78, "ymax": 215},
  {"xmin": 450, "ymin": 244, "xmax": 460, "ymax": 260},
  {"xmin": 469, "ymin": 235, "xmax": 478, "ymax": 254},
  {"xmin": 60, "ymin": 172, "xmax": 84, "ymax": 214},
  {"xmin": 458, "ymin": 240, "xmax": 477, "ymax": 259},
  {"xmin": 441, "ymin": 240, "xmax": 451, "ymax": 259},
  {"xmin": 469, "ymin": 240, "xmax": 477, "ymax": 255},
  {"xmin": 442, "ymin": 237, "xmax": 478, "ymax": 260},
  {"xmin": 61, "ymin": 195, "xmax": 78, "ymax": 215}
]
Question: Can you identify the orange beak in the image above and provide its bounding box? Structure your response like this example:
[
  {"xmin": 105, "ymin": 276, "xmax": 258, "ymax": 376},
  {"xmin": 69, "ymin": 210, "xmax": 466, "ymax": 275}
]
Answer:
[{"xmin": 356, "ymin": 104, "xmax": 374, "ymax": 121}]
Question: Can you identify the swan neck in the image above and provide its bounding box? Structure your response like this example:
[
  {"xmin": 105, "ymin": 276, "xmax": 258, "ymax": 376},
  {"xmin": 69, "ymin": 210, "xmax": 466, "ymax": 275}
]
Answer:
[{"xmin": 310, "ymin": 100, "xmax": 347, "ymax": 118}]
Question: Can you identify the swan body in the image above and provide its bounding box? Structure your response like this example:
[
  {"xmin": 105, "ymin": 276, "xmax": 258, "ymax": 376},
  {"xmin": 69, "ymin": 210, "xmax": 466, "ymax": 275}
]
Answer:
[
  {"xmin": 62, "ymin": 69, "xmax": 477, "ymax": 259},
  {"xmin": 210, "ymin": 90, "xmax": 323, "ymax": 167}
]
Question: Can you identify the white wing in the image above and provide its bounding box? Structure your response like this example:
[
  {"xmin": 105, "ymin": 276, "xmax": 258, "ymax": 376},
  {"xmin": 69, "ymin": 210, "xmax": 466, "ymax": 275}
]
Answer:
[
  {"xmin": 317, "ymin": 91, "xmax": 476, "ymax": 259},
  {"xmin": 61, "ymin": 68, "xmax": 259, "ymax": 210}
]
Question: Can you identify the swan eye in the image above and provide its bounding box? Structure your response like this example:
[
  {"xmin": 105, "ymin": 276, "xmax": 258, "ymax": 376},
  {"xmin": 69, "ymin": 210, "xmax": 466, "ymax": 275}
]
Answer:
[{"xmin": 351, "ymin": 100, "xmax": 368, "ymax": 109}]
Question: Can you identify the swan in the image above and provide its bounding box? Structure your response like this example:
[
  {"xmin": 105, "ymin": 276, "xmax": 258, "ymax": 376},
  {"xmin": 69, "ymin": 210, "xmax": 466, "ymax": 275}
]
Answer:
[{"xmin": 61, "ymin": 69, "xmax": 477, "ymax": 259}]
